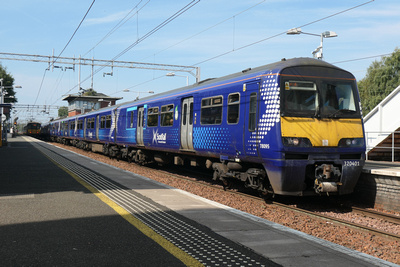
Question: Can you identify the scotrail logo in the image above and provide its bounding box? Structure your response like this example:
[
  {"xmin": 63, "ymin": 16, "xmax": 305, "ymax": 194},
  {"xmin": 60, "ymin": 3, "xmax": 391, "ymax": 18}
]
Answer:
[{"xmin": 152, "ymin": 129, "xmax": 167, "ymax": 144}]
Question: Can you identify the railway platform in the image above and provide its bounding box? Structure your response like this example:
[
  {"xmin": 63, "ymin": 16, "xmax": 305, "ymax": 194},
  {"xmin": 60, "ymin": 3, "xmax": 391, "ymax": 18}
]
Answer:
[
  {"xmin": 0, "ymin": 136, "xmax": 396, "ymax": 267},
  {"xmin": 359, "ymin": 161, "xmax": 400, "ymax": 212}
]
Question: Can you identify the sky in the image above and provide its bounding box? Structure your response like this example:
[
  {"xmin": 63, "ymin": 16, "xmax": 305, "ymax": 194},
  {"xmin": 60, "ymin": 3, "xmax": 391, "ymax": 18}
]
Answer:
[{"xmin": 1, "ymin": 0, "xmax": 399, "ymax": 123}]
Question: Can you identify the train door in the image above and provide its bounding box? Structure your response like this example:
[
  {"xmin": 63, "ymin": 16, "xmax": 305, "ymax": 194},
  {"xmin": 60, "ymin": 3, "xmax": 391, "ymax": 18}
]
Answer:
[
  {"xmin": 84, "ymin": 118, "xmax": 87, "ymax": 139},
  {"xmin": 137, "ymin": 106, "xmax": 144, "ymax": 145},
  {"xmin": 181, "ymin": 97, "xmax": 194, "ymax": 150},
  {"xmin": 243, "ymin": 82, "xmax": 260, "ymax": 156},
  {"xmin": 96, "ymin": 115, "xmax": 99, "ymax": 141}
]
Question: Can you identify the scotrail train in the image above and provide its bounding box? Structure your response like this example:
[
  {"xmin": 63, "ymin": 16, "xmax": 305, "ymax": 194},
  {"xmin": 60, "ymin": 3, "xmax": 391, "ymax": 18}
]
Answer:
[
  {"xmin": 44, "ymin": 58, "xmax": 366, "ymax": 197},
  {"xmin": 24, "ymin": 122, "xmax": 41, "ymax": 136}
]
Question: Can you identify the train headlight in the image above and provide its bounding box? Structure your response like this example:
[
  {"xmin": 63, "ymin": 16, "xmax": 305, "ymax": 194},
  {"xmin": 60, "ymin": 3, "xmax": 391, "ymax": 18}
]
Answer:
[
  {"xmin": 282, "ymin": 137, "xmax": 312, "ymax": 147},
  {"xmin": 338, "ymin": 138, "xmax": 364, "ymax": 147}
]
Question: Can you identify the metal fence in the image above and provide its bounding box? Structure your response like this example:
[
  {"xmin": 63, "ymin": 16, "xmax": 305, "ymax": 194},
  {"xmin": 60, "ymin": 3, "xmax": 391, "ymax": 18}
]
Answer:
[{"xmin": 365, "ymin": 131, "xmax": 400, "ymax": 162}]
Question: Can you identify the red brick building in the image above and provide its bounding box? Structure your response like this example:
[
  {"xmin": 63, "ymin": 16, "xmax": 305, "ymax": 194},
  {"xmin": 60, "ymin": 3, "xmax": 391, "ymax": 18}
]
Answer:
[{"xmin": 62, "ymin": 93, "xmax": 122, "ymax": 117}]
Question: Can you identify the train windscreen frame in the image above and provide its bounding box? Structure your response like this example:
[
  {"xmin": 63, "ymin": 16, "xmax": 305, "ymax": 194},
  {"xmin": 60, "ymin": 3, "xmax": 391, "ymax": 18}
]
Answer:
[{"xmin": 280, "ymin": 66, "xmax": 361, "ymax": 119}]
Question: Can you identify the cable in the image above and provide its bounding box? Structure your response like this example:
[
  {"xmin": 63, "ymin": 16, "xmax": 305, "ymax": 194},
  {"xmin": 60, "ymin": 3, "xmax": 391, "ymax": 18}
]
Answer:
[
  {"xmin": 56, "ymin": 0, "xmax": 373, "ymax": 105},
  {"xmin": 54, "ymin": 0, "xmax": 200, "ymax": 104},
  {"xmin": 33, "ymin": 69, "xmax": 48, "ymax": 106},
  {"xmin": 119, "ymin": 0, "xmax": 377, "ymax": 91},
  {"xmin": 192, "ymin": 0, "xmax": 375, "ymax": 66},
  {"xmin": 333, "ymin": 53, "xmax": 391, "ymax": 65},
  {"xmin": 52, "ymin": 0, "xmax": 95, "ymax": 67},
  {"xmin": 40, "ymin": 0, "xmax": 95, "ymax": 106},
  {"xmin": 83, "ymin": 0, "xmax": 150, "ymax": 57},
  {"xmin": 112, "ymin": 0, "xmax": 200, "ymax": 61},
  {"xmin": 297, "ymin": 0, "xmax": 374, "ymax": 29},
  {"xmin": 139, "ymin": 0, "xmax": 267, "ymax": 62}
]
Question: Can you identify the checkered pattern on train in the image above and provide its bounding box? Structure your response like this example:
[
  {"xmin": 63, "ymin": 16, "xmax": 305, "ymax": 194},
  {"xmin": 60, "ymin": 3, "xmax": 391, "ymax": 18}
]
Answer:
[
  {"xmin": 169, "ymin": 128, "xmax": 180, "ymax": 146},
  {"xmin": 260, "ymin": 73, "xmax": 280, "ymax": 137},
  {"xmin": 193, "ymin": 127, "xmax": 231, "ymax": 151},
  {"xmin": 246, "ymin": 73, "xmax": 280, "ymax": 156}
]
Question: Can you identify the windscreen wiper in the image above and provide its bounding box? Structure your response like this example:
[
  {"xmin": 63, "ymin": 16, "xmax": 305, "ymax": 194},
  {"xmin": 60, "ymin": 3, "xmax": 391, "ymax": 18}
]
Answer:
[
  {"xmin": 328, "ymin": 109, "xmax": 356, "ymax": 118},
  {"xmin": 313, "ymin": 105, "xmax": 321, "ymax": 119}
]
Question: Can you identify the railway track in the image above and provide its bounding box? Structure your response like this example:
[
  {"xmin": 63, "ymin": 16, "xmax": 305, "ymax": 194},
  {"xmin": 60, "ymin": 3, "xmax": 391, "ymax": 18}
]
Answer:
[
  {"xmin": 274, "ymin": 202, "xmax": 400, "ymax": 241},
  {"xmin": 350, "ymin": 206, "xmax": 400, "ymax": 225},
  {"xmin": 146, "ymin": 164, "xmax": 400, "ymax": 241}
]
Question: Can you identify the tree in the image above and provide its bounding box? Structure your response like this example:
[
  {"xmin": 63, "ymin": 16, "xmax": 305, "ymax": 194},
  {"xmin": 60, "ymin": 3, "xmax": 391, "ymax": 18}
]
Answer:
[
  {"xmin": 82, "ymin": 88, "xmax": 98, "ymax": 96},
  {"xmin": 0, "ymin": 64, "xmax": 17, "ymax": 104},
  {"xmin": 358, "ymin": 48, "xmax": 400, "ymax": 115},
  {"xmin": 58, "ymin": 106, "xmax": 68, "ymax": 118}
]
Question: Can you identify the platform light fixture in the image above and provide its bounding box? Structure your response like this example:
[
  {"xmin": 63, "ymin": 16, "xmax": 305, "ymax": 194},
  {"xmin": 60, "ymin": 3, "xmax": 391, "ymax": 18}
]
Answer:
[
  {"xmin": 166, "ymin": 72, "xmax": 189, "ymax": 86},
  {"xmin": 287, "ymin": 28, "xmax": 338, "ymax": 60},
  {"xmin": 123, "ymin": 89, "xmax": 154, "ymax": 101}
]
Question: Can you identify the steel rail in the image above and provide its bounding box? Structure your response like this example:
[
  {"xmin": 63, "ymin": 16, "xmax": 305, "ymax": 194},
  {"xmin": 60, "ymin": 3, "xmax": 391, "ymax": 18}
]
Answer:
[{"xmin": 351, "ymin": 206, "xmax": 400, "ymax": 225}]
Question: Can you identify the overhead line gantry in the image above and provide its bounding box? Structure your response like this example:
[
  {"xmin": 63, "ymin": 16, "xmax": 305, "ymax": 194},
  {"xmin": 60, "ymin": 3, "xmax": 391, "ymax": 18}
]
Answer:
[{"xmin": 0, "ymin": 52, "xmax": 201, "ymax": 83}]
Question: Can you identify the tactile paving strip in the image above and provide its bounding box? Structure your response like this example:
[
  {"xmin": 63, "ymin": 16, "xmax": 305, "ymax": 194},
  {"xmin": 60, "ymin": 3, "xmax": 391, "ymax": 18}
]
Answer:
[{"xmin": 32, "ymin": 140, "xmax": 278, "ymax": 267}]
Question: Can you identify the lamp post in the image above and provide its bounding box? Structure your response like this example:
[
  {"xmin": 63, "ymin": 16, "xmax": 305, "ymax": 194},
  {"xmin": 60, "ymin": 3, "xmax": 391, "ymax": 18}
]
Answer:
[
  {"xmin": 166, "ymin": 72, "xmax": 189, "ymax": 86},
  {"xmin": 123, "ymin": 89, "xmax": 154, "ymax": 101},
  {"xmin": 287, "ymin": 28, "xmax": 338, "ymax": 60}
]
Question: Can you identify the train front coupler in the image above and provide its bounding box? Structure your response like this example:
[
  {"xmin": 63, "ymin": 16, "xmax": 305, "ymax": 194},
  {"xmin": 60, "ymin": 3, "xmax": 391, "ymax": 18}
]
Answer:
[{"xmin": 314, "ymin": 164, "xmax": 341, "ymax": 194}]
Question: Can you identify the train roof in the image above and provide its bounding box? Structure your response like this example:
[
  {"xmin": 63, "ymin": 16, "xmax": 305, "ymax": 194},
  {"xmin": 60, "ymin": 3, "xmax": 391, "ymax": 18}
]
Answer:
[
  {"xmin": 117, "ymin": 57, "xmax": 351, "ymax": 107},
  {"xmin": 49, "ymin": 57, "xmax": 352, "ymax": 122}
]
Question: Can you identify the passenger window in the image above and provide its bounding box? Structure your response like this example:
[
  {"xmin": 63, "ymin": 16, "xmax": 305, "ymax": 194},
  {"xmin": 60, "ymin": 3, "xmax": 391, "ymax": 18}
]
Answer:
[
  {"xmin": 249, "ymin": 93, "xmax": 257, "ymax": 131},
  {"xmin": 161, "ymin": 104, "xmax": 174, "ymax": 126},
  {"xmin": 201, "ymin": 96, "xmax": 223, "ymax": 125},
  {"xmin": 138, "ymin": 111, "xmax": 142, "ymax": 127},
  {"xmin": 129, "ymin": 111, "xmax": 134, "ymax": 128},
  {"xmin": 189, "ymin": 102, "xmax": 193, "ymax": 125},
  {"xmin": 106, "ymin": 115, "xmax": 112, "ymax": 128},
  {"xmin": 100, "ymin": 116, "xmax": 106, "ymax": 128},
  {"xmin": 147, "ymin": 107, "xmax": 159, "ymax": 127},
  {"xmin": 227, "ymin": 93, "xmax": 240, "ymax": 124},
  {"xmin": 183, "ymin": 104, "xmax": 187, "ymax": 126}
]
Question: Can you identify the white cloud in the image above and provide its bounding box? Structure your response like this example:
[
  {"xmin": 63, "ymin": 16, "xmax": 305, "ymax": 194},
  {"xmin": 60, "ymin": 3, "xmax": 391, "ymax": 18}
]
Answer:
[{"xmin": 85, "ymin": 11, "xmax": 130, "ymax": 26}]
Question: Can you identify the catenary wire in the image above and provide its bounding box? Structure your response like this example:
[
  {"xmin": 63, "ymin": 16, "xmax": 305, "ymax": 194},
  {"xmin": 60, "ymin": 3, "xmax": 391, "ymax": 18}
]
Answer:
[
  {"xmin": 83, "ymin": 0, "xmax": 150, "ymax": 57},
  {"xmin": 53, "ymin": 0, "xmax": 374, "ymax": 106},
  {"xmin": 333, "ymin": 53, "xmax": 392, "ymax": 65},
  {"xmin": 53, "ymin": 0, "xmax": 200, "ymax": 105},
  {"xmin": 33, "ymin": 69, "xmax": 48, "ymax": 106},
  {"xmin": 138, "ymin": 0, "xmax": 267, "ymax": 62},
  {"xmin": 36, "ymin": 0, "xmax": 96, "ymax": 106},
  {"xmin": 192, "ymin": 0, "xmax": 375, "ymax": 66},
  {"xmin": 119, "ymin": 0, "xmax": 377, "ymax": 90},
  {"xmin": 52, "ymin": 0, "xmax": 96, "ymax": 67}
]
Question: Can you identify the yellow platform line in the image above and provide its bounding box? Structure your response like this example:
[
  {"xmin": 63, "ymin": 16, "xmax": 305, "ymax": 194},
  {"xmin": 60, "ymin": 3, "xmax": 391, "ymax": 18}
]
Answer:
[{"xmin": 33, "ymin": 141, "xmax": 203, "ymax": 267}]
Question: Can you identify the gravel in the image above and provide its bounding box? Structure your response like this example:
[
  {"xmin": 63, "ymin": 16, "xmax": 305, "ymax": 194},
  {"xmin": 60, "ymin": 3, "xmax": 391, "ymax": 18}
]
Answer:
[{"xmin": 52, "ymin": 143, "xmax": 400, "ymax": 265}]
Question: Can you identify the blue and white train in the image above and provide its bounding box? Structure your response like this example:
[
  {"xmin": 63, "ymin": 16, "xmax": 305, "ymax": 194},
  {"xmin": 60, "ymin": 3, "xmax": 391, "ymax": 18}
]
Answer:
[{"xmin": 46, "ymin": 58, "xmax": 366, "ymax": 197}]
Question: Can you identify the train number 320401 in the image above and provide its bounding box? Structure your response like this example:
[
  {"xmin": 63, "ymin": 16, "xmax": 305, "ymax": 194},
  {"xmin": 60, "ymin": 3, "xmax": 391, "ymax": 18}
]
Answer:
[{"xmin": 344, "ymin": 161, "xmax": 360, "ymax": 167}]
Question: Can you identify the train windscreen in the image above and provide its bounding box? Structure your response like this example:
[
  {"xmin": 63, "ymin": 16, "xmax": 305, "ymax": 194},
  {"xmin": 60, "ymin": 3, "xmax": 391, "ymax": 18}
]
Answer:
[{"xmin": 280, "ymin": 67, "xmax": 361, "ymax": 119}]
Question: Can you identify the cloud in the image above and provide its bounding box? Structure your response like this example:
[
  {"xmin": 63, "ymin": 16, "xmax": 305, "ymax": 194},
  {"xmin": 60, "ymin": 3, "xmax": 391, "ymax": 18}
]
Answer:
[{"xmin": 85, "ymin": 10, "xmax": 130, "ymax": 25}]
